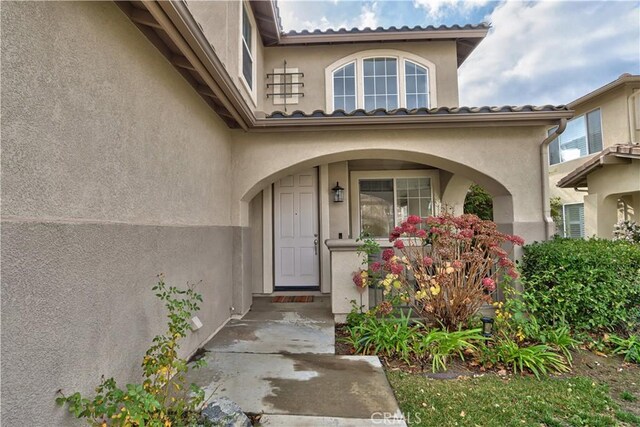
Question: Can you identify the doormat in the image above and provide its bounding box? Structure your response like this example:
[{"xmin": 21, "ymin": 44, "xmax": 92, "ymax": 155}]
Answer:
[{"xmin": 272, "ymin": 296, "xmax": 314, "ymax": 303}]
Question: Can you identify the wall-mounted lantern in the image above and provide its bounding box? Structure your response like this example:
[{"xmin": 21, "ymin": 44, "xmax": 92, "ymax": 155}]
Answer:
[
  {"xmin": 481, "ymin": 316, "xmax": 494, "ymax": 337},
  {"xmin": 332, "ymin": 182, "xmax": 345, "ymax": 203}
]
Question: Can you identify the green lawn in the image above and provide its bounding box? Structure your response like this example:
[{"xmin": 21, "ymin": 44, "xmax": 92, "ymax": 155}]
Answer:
[{"xmin": 386, "ymin": 371, "xmax": 640, "ymax": 427}]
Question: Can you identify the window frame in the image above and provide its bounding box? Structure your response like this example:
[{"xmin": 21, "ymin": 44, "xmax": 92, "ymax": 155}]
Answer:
[
  {"xmin": 349, "ymin": 169, "xmax": 441, "ymax": 240},
  {"xmin": 548, "ymin": 107, "xmax": 603, "ymax": 166},
  {"xmin": 325, "ymin": 49, "xmax": 437, "ymax": 112},
  {"xmin": 362, "ymin": 57, "xmax": 399, "ymax": 111},
  {"xmin": 404, "ymin": 59, "xmax": 430, "ymax": 110},
  {"xmin": 562, "ymin": 202, "xmax": 585, "ymax": 239},
  {"xmin": 331, "ymin": 61, "xmax": 357, "ymax": 112},
  {"xmin": 238, "ymin": 2, "xmax": 257, "ymax": 105}
]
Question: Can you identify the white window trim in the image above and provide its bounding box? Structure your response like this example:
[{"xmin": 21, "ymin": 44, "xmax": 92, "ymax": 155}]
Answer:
[
  {"xmin": 562, "ymin": 202, "xmax": 584, "ymax": 238},
  {"xmin": 549, "ymin": 107, "xmax": 603, "ymax": 166},
  {"xmin": 325, "ymin": 49, "xmax": 438, "ymax": 111},
  {"xmin": 349, "ymin": 169, "xmax": 441, "ymax": 240},
  {"xmin": 238, "ymin": 2, "xmax": 257, "ymax": 107},
  {"xmin": 272, "ymin": 67, "xmax": 300, "ymax": 105}
]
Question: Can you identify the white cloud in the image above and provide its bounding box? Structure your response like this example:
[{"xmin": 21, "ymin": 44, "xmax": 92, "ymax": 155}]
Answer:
[
  {"xmin": 359, "ymin": 1, "xmax": 379, "ymax": 28},
  {"xmin": 413, "ymin": 0, "xmax": 489, "ymax": 19},
  {"xmin": 459, "ymin": 1, "xmax": 640, "ymax": 106},
  {"xmin": 278, "ymin": 0, "xmax": 379, "ymax": 31}
]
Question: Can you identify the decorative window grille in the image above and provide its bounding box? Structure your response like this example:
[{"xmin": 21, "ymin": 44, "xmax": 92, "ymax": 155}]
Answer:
[{"xmin": 266, "ymin": 60, "xmax": 304, "ymax": 111}]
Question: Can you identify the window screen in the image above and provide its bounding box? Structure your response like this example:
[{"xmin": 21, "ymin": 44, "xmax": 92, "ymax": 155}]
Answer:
[{"xmin": 563, "ymin": 204, "xmax": 584, "ymax": 238}]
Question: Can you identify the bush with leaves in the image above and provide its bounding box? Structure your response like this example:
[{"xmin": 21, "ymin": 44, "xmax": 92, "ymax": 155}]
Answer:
[
  {"xmin": 608, "ymin": 334, "xmax": 640, "ymax": 363},
  {"xmin": 57, "ymin": 275, "xmax": 208, "ymax": 426},
  {"xmin": 345, "ymin": 308, "xmax": 419, "ymax": 362},
  {"xmin": 414, "ymin": 328, "xmax": 485, "ymax": 372},
  {"xmin": 520, "ymin": 238, "xmax": 640, "ymax": 335},
  {"xmin": 372, "ymin": 212, "xmax": 523, "ymax": 330},
  {"xmin": 463, "ymin": 184, "xmax": 493, "ymax": 220}
]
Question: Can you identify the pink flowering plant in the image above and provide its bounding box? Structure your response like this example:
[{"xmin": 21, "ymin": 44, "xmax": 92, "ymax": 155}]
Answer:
[{"xmin": 377, "ymin": 212, "xmax": 524, "ymax": 330}]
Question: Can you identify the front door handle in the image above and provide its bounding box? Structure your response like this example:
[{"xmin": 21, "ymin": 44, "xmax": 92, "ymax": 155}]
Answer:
[{"xmin": 314, "ymin": 239, "xmax": 318, "ymax": 255}]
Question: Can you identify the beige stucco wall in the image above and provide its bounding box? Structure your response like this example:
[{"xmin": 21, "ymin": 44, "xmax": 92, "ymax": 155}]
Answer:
[
  {"xmin": 328, "ymin": 161, "xmax": 351, "ymax": 239},
  {"xmin": 263, "ymin": 41, "xmax": 460, "ymax": 113},
  {"xmin": 231, "ymin": 126, "xmax": 550, "ymax": 249},
  {"xmin": 186, "ymin": 0, "xmax": 265, "ymax": 111},
  {"xmin": 583, "ymin": 159, "xmax": 640, "ymax": 237},
  {"xmin": 1, "ymin": 2, "xmax": 239, "ymax": 425}
]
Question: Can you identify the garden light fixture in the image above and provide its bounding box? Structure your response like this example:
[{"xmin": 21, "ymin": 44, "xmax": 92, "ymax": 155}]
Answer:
[
  {"xmin": 481, "ymin": 316, "xmax": 494, "ymax": 337},
  {"xmin": 332, "ymin": 182, "xmax": 345, "ymax": 203}
]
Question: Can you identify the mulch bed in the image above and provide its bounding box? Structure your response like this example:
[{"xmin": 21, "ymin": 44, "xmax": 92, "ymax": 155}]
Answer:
[{"xmin": 271, "ymin": 296, "xmax": 314, "ymax": 303}]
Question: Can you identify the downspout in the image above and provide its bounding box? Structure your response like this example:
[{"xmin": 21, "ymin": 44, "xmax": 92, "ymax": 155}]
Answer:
[
  {"xmin": 540, "ymin": 118, "xmax": 567, "ymax": 239},
  {"xmin": 628, "ymin": 89, "xmax": 640, "ymax": 144}
]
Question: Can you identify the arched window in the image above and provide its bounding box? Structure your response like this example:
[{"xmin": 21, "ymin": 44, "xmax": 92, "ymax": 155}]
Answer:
[
  {"xmin": 326, "ymin": 50, "xmax": 436, "ymax": 112},
  {"xmin": 404, "ymin": 61, "xmax": 429, "ymax": 110},
  {"xmin": 332, "ymin": 62, "xmax": 356, "ymax": 111}
]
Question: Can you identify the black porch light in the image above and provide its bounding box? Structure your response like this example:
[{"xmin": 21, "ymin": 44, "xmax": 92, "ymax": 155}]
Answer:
[
  {"xmin": 481, "ymin": 316, "xmax": 494, "ymax": 337},
  {"xmin": 332, "ymin": 182, "xmax": 345, "ymax": 203}
]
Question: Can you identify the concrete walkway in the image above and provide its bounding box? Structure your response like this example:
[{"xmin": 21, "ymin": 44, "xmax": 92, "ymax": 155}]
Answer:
[{"xmin": 187, "ymin": 296, "xmax": 406, "ymax": 426}]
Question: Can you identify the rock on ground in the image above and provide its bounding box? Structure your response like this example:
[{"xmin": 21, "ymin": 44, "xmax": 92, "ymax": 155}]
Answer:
[{"xmin": 200, "ymin": 397, "xmax": 251, "ymax": 427}]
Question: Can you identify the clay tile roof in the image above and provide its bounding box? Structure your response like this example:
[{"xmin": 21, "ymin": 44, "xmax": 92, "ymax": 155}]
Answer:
[
  {"xmin": 267, "ymin": 105, "xmax": 570, "ymax": 119},
  {"xmin": 277, "ymin": 23, "xmax": 490, "ymax": 66},
  {"xmin": 283, "ymin": 23, "xmax": 490, "ymax": 36},
  {"xmin": 557, "ymin": 144, "xmax": 640, "ymax": 188}
]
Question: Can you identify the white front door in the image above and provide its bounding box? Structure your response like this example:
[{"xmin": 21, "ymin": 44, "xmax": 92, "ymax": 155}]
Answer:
[{"xmin": 274, "ymin": 168, "xmax": 320, "ymax": 289}]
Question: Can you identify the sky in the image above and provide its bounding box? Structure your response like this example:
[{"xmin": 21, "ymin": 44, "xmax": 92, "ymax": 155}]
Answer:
[{"xmin": 277, "ymin": 0, "xmax": 640, "ymax": 107}]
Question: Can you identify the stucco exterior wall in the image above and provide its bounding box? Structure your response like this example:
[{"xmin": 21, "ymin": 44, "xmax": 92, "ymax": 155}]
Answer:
[
  {"xmin": 1, "ymin": 2, "xmax": 237, "ymax": 425},
  {"xmin": 263, "ymin": 41, "xmax": 460, "ymax": 113},
  {"xmin": 230, "ymin": 126, "xmax": 549, "ymax": 247},
  {"xmin": 186, "ymin": 0, "xmax": 265, "ymax": 112},
  {"xmin": 328, "ymin": 161, "xmax": 351, "ymax": 239}
]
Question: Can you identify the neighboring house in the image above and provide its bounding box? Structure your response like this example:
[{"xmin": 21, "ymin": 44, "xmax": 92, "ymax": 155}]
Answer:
[
  {"xmin": 1, "ymin": 2, "xmax": 573, "ymax": 425},
  {"xmin": 549, "ymin": 74, "xmax": 640, "ymax": 238}
]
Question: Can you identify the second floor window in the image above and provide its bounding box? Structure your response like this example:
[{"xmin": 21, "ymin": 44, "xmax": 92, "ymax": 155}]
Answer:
[
  {"xmin": 333, "ymin": 63, "xmax": 356, "ymax": 111},
  {"xmin": 363, "ymin": 58, "xmax": 398, "ymax": 110},
  {"xmin": 549, "ymin": 109, "xmax": 602, "ymax": 165},
  {"xmin": 241, "ymin": 5, "xmax": 253, "ymax": 89},
  {"xmin": 328, "ymin": 51, "xmax": 434, "ymax": 112}
]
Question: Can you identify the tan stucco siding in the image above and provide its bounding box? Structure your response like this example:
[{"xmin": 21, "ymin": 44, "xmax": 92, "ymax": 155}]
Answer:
[
  {"xmin": 1, "ymin": 2, "xmax": 237, "ymax": 425},
  {"xmin": 2, "ymin": 1, "xmax": 232, "ymax": 226},
  {"xmin": 262, "ymin": 41, "xmax": 460, "ymax": 113},
  {"xmin": 187, "ymin": 0, "xmax": 265, "ymax": 111},
  {"xmin": 230, "ymin": 126, "xmax": 548, "ymax": 238}
]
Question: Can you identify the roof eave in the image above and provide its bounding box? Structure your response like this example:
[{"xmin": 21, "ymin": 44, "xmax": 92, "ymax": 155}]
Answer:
[
  {"xmin": 249, "ymin": 0, "xmax": 281, "ymax": 46},
  {"xmin": 252, "ymin": 110, "xmax": 574, "ymax": 132},
  {"xmin": 568, "ymin": 75, "xmax": 640, "ymax": 108},
  {"xmin": 277, "ymin": 28, "xmax": 488, "ymax": 45}
]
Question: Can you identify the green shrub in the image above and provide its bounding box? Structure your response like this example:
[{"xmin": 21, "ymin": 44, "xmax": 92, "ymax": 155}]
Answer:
[
  {"xmin": 609, "ymin": 334, "xmax": 640, "ymax": 363},
  {"xmin": 492, "ymin": 339, "xmax": 570, "ymax": 379},
  {"xmin": 520, "ymin": 238, "xmax": 640, "ymax": 334},
  {"xmin": 415, "ymin": 328, "xmax": 485, "ymax": 372},
  {"xmin": 345, "ymin": 310, "xmax": 419, "ymax": 362},
  {"xmin": 57, "ymin": 276, "xmax": 207, "ymax": 426}
]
